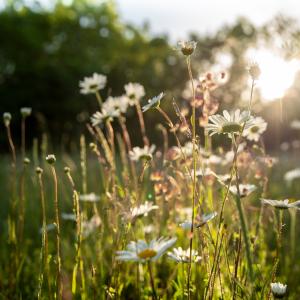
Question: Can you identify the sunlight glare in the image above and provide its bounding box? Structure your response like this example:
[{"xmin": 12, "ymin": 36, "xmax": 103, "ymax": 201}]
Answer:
[{"xmin": 247, "ymin": 48, "xmax": 300, "ymax": 102}]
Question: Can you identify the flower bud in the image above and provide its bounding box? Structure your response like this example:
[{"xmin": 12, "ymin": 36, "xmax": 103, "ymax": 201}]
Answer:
[
  {"xmin": 248, "ymin": 62, "xmax": 261, "ymax": 80},
  {"xmin": 178, "ymin": 40, "xmax": 197, "ymax": 56},
  {"xmin": 3, "ymin": 112, "xmax": 12, "ymax": 127},
  {"xmin": 36, "ymin": 167, "xmax": 43, "ymax": 174},
  {"xmin": 46, "ymin": 154, "xmax": 56, "ymax": 164},
  {"xmin": 20, "ymin": 107, "xmax": 32, "ymax": 118}
]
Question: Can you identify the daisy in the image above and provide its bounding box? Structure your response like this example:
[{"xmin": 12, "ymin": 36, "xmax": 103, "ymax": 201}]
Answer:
[
  {"xmin": 79, "ymin": 193, "xmax": 100, "ymax": 202},
  {"xmin": 229, "ymin": 184, "xmax": 257, "ymax": 198},
  {"xmin": 61, "ymin": 213, "xmax": 76, "ymax": 221},
  {"xmin": 270, "ymin": 282, "xmax": 287, "ymax": 298},
  {"xmin": 206, "ymin": 109, "xmax": 255, "ymax": 136},
  {"xmin": 90, "ymin": 107, "xmax": 120, "ymax": 126},
  {"xmin": 142, "ymin": 92, "xmax": 165, "ymax": 112},
  {"xmin": 79, "ymin": 73, "xmax": 107, "ymax": 94},
  {"xmin": 116, "ymin": 237, "xmax": 177, "ymax": 262},
  {"xmin": 196, "ymin": 212, "xmax": 217, "ymax": 227},
  {"xmin": 243, "ymin": 116, "xmax": 267, "ymax": 142},
  {"xmin": 284, "ymin": 168, "xmax": 300, "ymax": 183},
  {"xmin": 129, "ymin": 145, "xmax": 156, "ymax": 161},
  {"xmin": 130, "ymin": 201, "xmax": 159, "ymax": 220},
  {"xmin": 177, "ymin": 40, "xmax": 197, "ymax": 56},
  {"xmin": 168, "ymin": 247, "xmax": 201, "ymax": 263},
  {"xmin": 124, "ymin": 82, "xmax": 145, "ymax": 105},
  {"xmin": 261, "ymin": 199, "xmax": 300, "ymax": 210}
]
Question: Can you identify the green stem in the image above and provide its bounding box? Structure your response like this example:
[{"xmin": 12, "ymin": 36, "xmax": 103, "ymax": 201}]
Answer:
[{"xmin": 148, "ymin": 261, "xmax": 158, "ymax": 300}]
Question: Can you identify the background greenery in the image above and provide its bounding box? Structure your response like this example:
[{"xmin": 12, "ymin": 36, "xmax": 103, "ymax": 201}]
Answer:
[{"xmin": 0, "ymin": 0, "xmax": 300, "ymax": 150}]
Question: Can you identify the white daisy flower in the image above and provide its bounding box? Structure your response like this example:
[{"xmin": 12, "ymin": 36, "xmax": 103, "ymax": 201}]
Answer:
[
  {"xmin": 129, "ymin": 145, "xmax": 156, "ymax": 161},
  {"xmin": 177, "ymin": 40, "xmax": 197, "ymax": 56},
  {"xmin": 103, "ymin": 95, "xmax": 129, "ymax": 115},
  {"xmin": 196, "ymin": 212, "xmax": 217, "ymax": 227},
  {"xmin": 20, "ymin": 107, "xmax": 32, "ymax": 118},
  {"xmin": 124, "ymin": 82, "xmax": 145, "ymax": 105},
  {"xmin": 90, "ymin": 106, "xmax": 120, "ymax": 126},
  {"xmin": 116, "ymin": 237, "xmax": 177, "ymax": 262},
  {"xmin": 168, "ymin": 247, "xmax": 201, "ymax": 263},
  {"xmin": 284, "ymin": 168, "xmax": 300, "ymax": 183},
  {"xmin": 261, "ymin": 199, "xmax": 300, "ymax": 210},
  {"xmin": 290, "ymin": 119, "xmax": 300, "ymax": 130},
  {"xmin": 79, "ymin": 73, "xmax": 107, "ymax": 94},
  {"xmin": 142, "ymin": 92, "xmax": 165, "ymax": 112},
  {"xmin": 206, "ymin": 109, "xmax": 255, "ymax": 136},
  {"xmin": 179, "ymin": 220, "xmax": 192, "ymax": 230},
  {"xmin": 82, "ymin": 215, "xmax": 101, "ymax": 238},
  {"xmin": 243, "ymin": 116, "xmax": 267, "ymax": 142},
  {"xmin": 79, "ymin": 193, "xmax": 100, "ymax": 202},
  {"xmin": 130, "ymin": 201, "xmax": 159, "ymax": 220},
  {"xmin": 229, "ymin": 184, "xmax": 257, "ymax": 198},
  {"xmin": 270, "ymin": 282, "xmax": 287, "ymax": 298},
  {"xmin": 61, "ymin": 213, "xmax": 76, "ymax": 221}
]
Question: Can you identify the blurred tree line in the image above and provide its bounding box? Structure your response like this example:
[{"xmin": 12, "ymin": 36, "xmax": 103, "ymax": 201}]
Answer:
[{"xmin": 1, "ymin": 0, "xmax": 300, "ymax": 151}]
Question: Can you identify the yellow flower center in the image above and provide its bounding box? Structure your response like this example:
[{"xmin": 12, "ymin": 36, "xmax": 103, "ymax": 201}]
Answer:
[
  {"xmin": 221, "ymin": 122, "xmax": 242, "ymax": 133},
  {"xmin": 137, "ymin": 249, "xmax": 157, "ymax": 259},
  {"xmin": 250, "ymin": 125, "xmax": 259, "ymax": 133}
]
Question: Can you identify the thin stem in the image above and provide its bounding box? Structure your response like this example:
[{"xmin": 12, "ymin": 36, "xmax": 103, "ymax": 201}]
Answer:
[
  {"xmin": 135, "ymin": 102, "xmax": 149, "ymax": 146},
  {"xmin": 21, "ymin": 117, "xmax": 26, "ymax": 160},
  {"xmin": 95, "ymin": 91, "xmax": 102, "ymax": 108},
  {"xmin": 50, "ymin": 166, "xmax": 62, "ymax": 299},
  {"xmin": 148, "ymin": 261, "xmax": 158, "ymax": 300},
  {"xmin": 186, "ymin": 55, "xmax": 197, "ymax": 300}
]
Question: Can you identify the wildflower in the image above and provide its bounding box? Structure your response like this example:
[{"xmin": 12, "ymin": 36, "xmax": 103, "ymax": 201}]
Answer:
[
  {"xmin": 124, "ymin": 83, "xmax": 145, "ymax": 105},
  {"xmin": 142, "ymin": 92, "xmax": 165, "ymax": 112},
  {"xmin": 177, "ymin": 40, "xmax": 197, "ymax": 56},
  {"xmin": 284, "ymin": 168, "xmax": 300, "ymax": 183},
  {"xmin": 168, "ymin": 247, "xmax": 201, "ymax": 263},
  {"xmin": 270, "ymin": 282, "xmax": 287, "ymax": 298},
  {"xmin": 130, "ymin": 201, "xmax": 159, "ymax": 220},
  {"xmin": 229, "ymin": 184, "xmax": 257, "ymax": 198},
  {"xmin": 261, "ymin": 199, "xmax": 300, "ymax": 210},
  {"xmin": 129, "ymin": 145, "xmax": 156, "ymax": 161},
  {"xmin": 243, "ymin": 116, "xmax": 267, "ymax": 142},
  {"xmin": 206, "ymin": 110, "xmax": 255, "ymax": 136},
  {"xmin": 90, "ymin": 107, "xmax": 120, "ymax": 126},
  {"xmin": 46, "ymin": 154, "xmax": 56, "ymax": 164},
  {"xmin": 290, "ymin": 119, "xmax": 300, "ymax": 130},
  {"xmin": 61, "ymin": 213, "xmax": 76, "ymax": 221},
  {"xmin": 79, "ymin": 73, "xmax": 107, "ymax": 94},
  {"xmin": 247, "ymin": 62, "xmax": 261, "ymax": 80},
  {"xmin": 3, "ymin": 112, "xmax": 12, "ymax": 127},
  {"xmin": 20, "ymin": 107, "xmax": 32, "ymax": 118},
  {"xmin": 116, "ymin": 237, "xmax": 177, "ymax": 262},
  {"xmin": 82, "ymin": 215, "xmax": 101, "ymax": 238},
  {"xmin": 35, "ymin": 167, "xmax": 43, "ymax": 175},
  {"xmin": 180, "ymin": 212, "xmax": 217, "ymax": 230},
  {"xmin": 103, "ymin": 96, "xmax": 129, "ymax": 114},
  {"xmin": 79, "ymin": 193, "xmax": 100, "ymax": 202},
  {"xmin": 196, "ymin": 212, "xmax": 217, "ymax": 227},
  {"xmin": 23, "ymin": 157, "xmax": 30, "ymax": 165}
]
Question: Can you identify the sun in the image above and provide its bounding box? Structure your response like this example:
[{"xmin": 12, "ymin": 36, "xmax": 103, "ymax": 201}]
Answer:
[{"xmin": 247, "ymin": 48, "xmax": 300, "ymax": 102}]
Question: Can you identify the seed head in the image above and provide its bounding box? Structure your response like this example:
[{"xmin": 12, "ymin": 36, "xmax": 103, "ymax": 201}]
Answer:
[
  {"xmin": 46, "ymin": 154, "xmax": 56, "ymax": 164},
  {"xmin": 178, "ymin": 40, "xmax": 197, "ymax": 56},
  {"xmin": 64, "ymin": 166, "xmax": 70, "ymax": 174},
  {"xmin": 36, "ymin": 167, "xmax": 43, "ymax": 174},
  {"xmin": 23, "ymin": 157, "xmax": 30, "ymax": 165},
  {"xmin": 3, "ymin": 112, "xmax": 12, "ymax": 127},
  {"xmin": 20, "ymin": 107, "xmax": 32, "ymax": 118},
  {"xmin": 248, "ymin": 62, "xmax": 261, "ymax": 80}
]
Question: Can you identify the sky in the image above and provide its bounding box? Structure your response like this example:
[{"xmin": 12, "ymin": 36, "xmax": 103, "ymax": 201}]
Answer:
[{"xmin": 116, "ymin": 0, "xmax": 300, "ymax": 41}]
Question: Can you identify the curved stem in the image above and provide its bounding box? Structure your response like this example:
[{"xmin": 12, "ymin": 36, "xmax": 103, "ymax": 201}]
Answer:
[{"xmin": 148, "ymin": 261, "xmax": 158, "ymax": 300}]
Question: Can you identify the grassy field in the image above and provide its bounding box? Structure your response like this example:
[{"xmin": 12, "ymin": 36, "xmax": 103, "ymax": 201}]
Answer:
[{"xmin": 1, "ymin": 51, "xmax": 300, "ymax": 300}]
